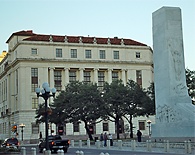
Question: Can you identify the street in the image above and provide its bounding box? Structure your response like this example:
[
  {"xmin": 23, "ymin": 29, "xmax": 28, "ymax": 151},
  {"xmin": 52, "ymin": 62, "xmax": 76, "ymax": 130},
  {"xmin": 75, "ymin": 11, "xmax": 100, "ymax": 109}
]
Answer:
[{"xmin": 23, "ymin": 145, "xmax": 182, "ymax": 155}]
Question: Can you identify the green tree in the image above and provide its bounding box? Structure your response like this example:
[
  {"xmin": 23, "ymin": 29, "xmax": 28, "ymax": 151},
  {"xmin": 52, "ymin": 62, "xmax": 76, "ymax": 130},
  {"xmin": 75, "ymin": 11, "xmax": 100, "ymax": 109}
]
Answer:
[
  {"xmin": 101, "ymin": 80, "xmax": 128, "ymax": 139},
  {"xmin": 186, "ymin": 68, "xmax": 195, "ymax": 104},
  {"xmin": 123, "ymin": 80, "xmax": 154, "ymax": 138},
  {"xmin": 52, "ymin": 81, "xmax": 104, "ymax": 140}
]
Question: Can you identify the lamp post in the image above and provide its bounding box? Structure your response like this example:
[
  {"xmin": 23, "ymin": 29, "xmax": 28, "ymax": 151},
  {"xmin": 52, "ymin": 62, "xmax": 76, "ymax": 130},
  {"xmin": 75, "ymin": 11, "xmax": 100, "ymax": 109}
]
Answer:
[
  {"xmin": 19, "ymin": 123, "xmax": 25, "ymax": 142},
  {"xmin": 147, "ymin": 120, "xmax": 152, "ymax": 138},
  {"xmin": 35, "ymin": 82, "xmax": 56, "ymax": 152}
]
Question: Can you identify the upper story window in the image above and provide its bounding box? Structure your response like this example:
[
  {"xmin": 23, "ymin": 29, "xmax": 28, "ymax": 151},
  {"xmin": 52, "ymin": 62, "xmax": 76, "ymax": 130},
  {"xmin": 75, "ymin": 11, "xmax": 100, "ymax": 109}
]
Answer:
[
  {"xmin": 99, "ymin": 50, "xmax": 106, "ymax": 59},
  {"xmin": 56, "ymin": 48, "xmax": 62, "ymax": 58},
  {"xmin": 85, "ymin": 50, "xmax": 91, "ymax": 58},
  {"xmin": 69, "ymin": 71, "xmax": 77, "ymax": 82},
  {"xmin": 31, "ymin": 68, "xmax": 38, "ymax": 92},
  {"xmin": 136, "ymin": 52, "xmax": 141, "ymax": 58},
  {"xmin": 84, "ymin": 71, "xmax": 91, "ymax": 83},
  {"xmin": 113, "ymin": 51, "xmax": 119, "ymax": 59},
  {"xmin": 31, "ymin": 48, "xmax": 37, "ymax": 55},
  {"xmin": 112, "ymin": 72, "xmax": 118, "ymax": 81},
  {"xmin": 136, "ymin": 70, "xmax": 142, "ymax": 87},
  {"xmin": 54, "ymin": 70, "xmax": 62, "ymax": 91},
  {"xmin": 98, "ymin": 71, "xmax": 105, "ymax": 89},
  {"xmin": 71, "ymin": 49, "xmax": 77, "ymax": 58}
]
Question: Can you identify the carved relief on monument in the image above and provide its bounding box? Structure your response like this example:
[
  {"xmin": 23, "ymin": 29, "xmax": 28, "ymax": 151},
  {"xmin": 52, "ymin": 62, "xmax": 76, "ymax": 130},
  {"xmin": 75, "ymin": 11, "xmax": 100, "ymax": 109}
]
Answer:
[
  {"xmin": 168, "ymin": 38, "xmax": 182, "ymax": 81},
  {"xmin": 168, "ymin": 38, "xmax": 187, "ymax": 96},
  {"xmin": 156, "ymin": 104, "xmax": 181, "ymax": 123}
]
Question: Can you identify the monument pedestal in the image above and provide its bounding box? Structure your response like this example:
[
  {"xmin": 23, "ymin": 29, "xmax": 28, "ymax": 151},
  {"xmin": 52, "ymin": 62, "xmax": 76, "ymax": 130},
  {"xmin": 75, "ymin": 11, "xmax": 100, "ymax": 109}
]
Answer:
[
  {"xmin": 152, "ymin": 102, "xmax": 195, "ymax": 142},
  {"xmin": 152, "ymin": 122, "xmax": 195, "ymax": 142}
]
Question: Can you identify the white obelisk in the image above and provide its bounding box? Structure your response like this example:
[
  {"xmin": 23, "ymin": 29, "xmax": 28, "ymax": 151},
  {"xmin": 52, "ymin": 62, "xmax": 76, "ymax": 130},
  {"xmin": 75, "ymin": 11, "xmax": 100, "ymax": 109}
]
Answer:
[{"xmin": 152, "ymin": 6, "xmax": 195, "ymax": 141}]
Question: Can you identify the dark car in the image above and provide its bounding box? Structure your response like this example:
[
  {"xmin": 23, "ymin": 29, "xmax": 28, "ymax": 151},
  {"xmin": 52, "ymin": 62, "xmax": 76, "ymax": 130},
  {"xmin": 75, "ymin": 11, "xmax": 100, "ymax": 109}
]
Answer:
[
  {"xmin": 1, "ymin": 138, "xmax": 19, "ymax": 148},
  {"xmin": 38, "ymin": 135, "xmax": 70, "ymax": 153}
]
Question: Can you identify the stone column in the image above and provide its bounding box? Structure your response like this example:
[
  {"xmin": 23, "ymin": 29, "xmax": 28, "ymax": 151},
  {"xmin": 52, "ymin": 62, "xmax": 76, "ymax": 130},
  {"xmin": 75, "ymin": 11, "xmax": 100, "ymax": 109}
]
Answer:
[
  {"xmin": 49, "ymin": 67, "xmax": 54, "ymax": 89},
  {"xmin": 107, "ymin": 69, "xmax": 112, "ymax": 84},
  {"xmin": 121, "ymin": 69, "xmax": 126, "ymax": 85},
  {"xmin": 93, "ymin": 68, "xmax": 98, "ymax": 84},
  {"xmin": 64, "ymin": 68, "xmax": 69, "ymax": 86},
  {"xmin": 79, "ymin": 68, "xmax": 84, "ymax": 82}
]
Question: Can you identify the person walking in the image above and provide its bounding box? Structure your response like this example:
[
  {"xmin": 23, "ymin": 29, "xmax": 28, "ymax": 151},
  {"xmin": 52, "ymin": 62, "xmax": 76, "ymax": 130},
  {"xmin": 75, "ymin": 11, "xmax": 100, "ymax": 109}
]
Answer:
[
  {"xmin": 100, "ymin": 133, "xmax": 104, "ymax": 147},
  {"xmin": 103, "ymin": 132, "xmax": 108, "ymax": 147},
  {"xmin": 108, "ymin": 133, "xmax": 113, "ymax": 146},
  {"xmin": 39, "ymin": 131, "xmax": 42, "ymax": 140},
  {"xmin": 137, "ymin": 130, "xmax": 142, "ymax": 142}
]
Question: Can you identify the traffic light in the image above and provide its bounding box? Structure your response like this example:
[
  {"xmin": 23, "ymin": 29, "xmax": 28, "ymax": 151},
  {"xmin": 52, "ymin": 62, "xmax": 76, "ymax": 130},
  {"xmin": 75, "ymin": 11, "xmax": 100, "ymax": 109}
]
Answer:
[{"xmin": 12, "ymin": 125, "xmax": 17, "ymax": 133}]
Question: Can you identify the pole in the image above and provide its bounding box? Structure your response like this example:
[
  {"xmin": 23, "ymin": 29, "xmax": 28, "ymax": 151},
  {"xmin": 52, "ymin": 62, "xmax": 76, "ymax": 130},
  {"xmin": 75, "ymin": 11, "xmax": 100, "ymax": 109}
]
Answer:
[
  {"xmin": 21, "ymin": 127, "xmax": 23, "ymax": 141},
  {"xmin": 45, "ymin": 98, "xmax": 49, "ymax": 150}
]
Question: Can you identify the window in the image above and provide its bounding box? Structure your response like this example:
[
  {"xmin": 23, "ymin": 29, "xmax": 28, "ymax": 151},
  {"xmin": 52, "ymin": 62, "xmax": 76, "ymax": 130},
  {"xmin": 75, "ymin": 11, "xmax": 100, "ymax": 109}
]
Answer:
[
  {"xmin": 69, "ymin": 71, "xmax": 76, "ymax": 82},
  {"xmin": 136, "ymin": 70, "xmax": 142, "ymax": 87},
  {"xmin": 54, "ymin": 70, "xmax": 62, "ymax": 91},
  {"xmin": 112, "ymin": 72, "xmax": 118, "ymax": 81},
  {"xmin": 103, "ymin": 123, "xmax": 109, "ymax": 131},
  {"xmin": 99, "ymin": 50, "xmax": 105, "ymax": 59},
  {"xmin": 138, "ymin": 121, "xmax": 145, "ymax": 130},
  {"xmin": 32, "ymin": 98, "xmax": 38, "ymax": 109},
  {"xmin": 73, "ymin": 122, "xmax": 80, "ymax": 132},
  {"xmin": 84, "ymin": 71, "xmax": 91, "ymax": 83},
  {"xmin": 31, "ymin": 68, "xmax": 38, "ymax": 92},
  {"xmin": 136, "ymin": 52, "xmax": 141, "ymax": 58},
  {"xmin": 85, "ymin": 50, "xmax": 91, "ymax": 58},
  {"xmin": 31, "ymin": 48, "xmax": 37, "ymax": 55},
  {"xmin": 56, "ymin": 48, "xmax": 62, "ymax": 57},
  {"xmin": 98, "ymin": 72, "xmax": 105, "ymax": 89},
  {"xmin": 113, "ymin": 51, "xmax": 119, "ymax": 59},
  {"xmin": 71, "ymin": 49, "xmax": 77, "ymax": 58},
  {"xmin": 32, "ymin": 123, "xmax": 39, "ymax": 134}
]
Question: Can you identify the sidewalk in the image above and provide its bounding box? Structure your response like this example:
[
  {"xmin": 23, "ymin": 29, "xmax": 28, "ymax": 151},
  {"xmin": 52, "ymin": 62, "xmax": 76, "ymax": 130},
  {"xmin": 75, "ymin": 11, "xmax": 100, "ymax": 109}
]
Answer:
[{"xmin": 71, "ymin": 141, "xmax": 195, "ymax": 155}]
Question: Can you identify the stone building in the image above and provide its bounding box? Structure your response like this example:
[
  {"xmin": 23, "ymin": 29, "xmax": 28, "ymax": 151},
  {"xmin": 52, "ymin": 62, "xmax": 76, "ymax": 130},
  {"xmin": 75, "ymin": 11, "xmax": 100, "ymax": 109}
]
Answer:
[{"xmin": 0, "ymin": 30, "xmax": 154, "ymax": 141}]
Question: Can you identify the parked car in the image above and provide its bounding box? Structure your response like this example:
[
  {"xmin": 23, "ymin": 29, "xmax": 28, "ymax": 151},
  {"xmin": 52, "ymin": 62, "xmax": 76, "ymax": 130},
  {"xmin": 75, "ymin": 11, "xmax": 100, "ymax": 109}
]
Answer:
[
  {"xmin": 1, "ymin": 138, "xmax": 19, "ymax": 149},
  {"xmin": 38, "ymin": 135, "xmax": 70, "ymax": 153}
]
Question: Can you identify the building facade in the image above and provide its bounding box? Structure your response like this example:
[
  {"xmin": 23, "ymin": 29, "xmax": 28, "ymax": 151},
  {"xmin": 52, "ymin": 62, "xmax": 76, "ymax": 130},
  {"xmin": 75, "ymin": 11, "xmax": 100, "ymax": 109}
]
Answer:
[{"xmin": 0, "ymin": 30, "xmax": 154, "ymax": 141}]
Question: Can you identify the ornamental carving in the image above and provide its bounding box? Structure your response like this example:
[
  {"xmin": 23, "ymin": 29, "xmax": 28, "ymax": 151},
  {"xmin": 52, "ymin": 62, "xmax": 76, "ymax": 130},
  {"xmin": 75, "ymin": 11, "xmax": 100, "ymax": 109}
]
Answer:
[{"xmin": 156, "ymin": 104, "xmax": 181, "ymax": 123}]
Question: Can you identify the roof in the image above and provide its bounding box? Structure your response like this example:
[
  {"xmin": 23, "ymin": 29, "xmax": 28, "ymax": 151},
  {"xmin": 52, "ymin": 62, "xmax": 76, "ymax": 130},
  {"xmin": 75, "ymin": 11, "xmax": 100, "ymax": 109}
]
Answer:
[
  {"xmin": 6, "ymin": 30, "xmax": 36, "ymax": 43},
  {"xmin": 6, "ymin": 30, "xmax": 147, "ymax": 46}
]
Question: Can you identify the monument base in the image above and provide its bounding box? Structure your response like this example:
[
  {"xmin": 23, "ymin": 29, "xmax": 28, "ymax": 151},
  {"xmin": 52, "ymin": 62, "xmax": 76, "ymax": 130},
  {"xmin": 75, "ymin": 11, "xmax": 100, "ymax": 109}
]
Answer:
[
  {"xmin": 152, "ymin": 102, "xmax": 195, "ymax": 142},
  {"xmin": 152, "ymin": 121, "xmax": 195, "ymax": 142}
]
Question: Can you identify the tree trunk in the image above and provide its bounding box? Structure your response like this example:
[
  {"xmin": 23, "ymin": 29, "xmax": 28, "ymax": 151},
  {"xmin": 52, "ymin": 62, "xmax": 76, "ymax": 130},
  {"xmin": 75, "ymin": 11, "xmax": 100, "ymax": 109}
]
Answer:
[
  {"xmin": 116, "ymin": 116, "xmax": 120, "ymax": 139},
  {"xmin": 84, "ymin": 121, "xmax": 93, "ymax": 140},
  {"xmin": 129, "ymin": 115, "xmax": 133, "ymax": 138}
]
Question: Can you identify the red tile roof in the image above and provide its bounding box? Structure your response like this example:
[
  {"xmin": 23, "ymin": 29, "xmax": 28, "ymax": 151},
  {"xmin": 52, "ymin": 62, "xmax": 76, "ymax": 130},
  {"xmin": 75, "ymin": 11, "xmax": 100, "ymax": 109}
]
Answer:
[
  {"xmin": 6, "ymin": 30, "xmax": 36, "ymax": 43},
  {"xmin": 7, "ymin": 30, "xmax": 147, "ymax": 46}
]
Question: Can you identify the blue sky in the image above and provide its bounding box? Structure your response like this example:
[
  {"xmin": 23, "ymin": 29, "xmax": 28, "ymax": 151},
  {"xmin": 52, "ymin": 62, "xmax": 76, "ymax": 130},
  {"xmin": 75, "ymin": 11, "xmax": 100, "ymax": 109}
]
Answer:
[{"xmin": 1, "ymin": 0, "xmax": 194, "ymax": 70}]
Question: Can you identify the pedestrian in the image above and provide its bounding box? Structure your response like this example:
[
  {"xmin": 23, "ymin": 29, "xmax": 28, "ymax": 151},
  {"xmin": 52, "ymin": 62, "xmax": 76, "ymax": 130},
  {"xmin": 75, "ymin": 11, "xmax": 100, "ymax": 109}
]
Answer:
[
  {"xmin": 137, "ymin": 130, "xmax": 142, "ymax": 142},
  {"xmin": 100, "ymin": 133, "xmax": 104, "ymax": 147},
  {"xmin": 108, "ymin": 133, "xmax": 113, "ymax": 146},
  {"xmin": 39, "ymin": 131, "xmax": 42, "ymax": 140},
  {"xmin": 103, "ymin": 132, "xmax": 108, "ymax": 147}
]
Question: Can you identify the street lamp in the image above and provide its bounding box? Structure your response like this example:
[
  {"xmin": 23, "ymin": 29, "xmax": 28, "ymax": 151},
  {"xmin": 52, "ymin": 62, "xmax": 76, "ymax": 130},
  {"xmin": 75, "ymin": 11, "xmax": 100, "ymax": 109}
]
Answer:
[
  {"xmin": 147, "ymin": 120, "xmax": 152, "ymax": 138},
  {"xmin": 35, "ymin": 82, "xmax": 56, "ymax": 152},
  {"xmin": 19, "ymin": 123, "xmax": 25, "ymax": 142}
]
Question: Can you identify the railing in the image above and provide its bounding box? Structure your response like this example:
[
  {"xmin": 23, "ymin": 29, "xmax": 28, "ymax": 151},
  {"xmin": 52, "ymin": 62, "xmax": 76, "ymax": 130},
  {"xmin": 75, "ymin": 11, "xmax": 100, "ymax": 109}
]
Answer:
[{"xmin": 20, "ymin": 139, "xmax": 194, "ymax": 155}]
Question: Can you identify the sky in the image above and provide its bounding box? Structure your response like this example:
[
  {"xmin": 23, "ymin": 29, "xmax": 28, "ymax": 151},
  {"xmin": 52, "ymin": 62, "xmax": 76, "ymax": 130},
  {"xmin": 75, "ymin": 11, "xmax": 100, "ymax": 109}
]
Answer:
[{"xmin": 0, "ymin": 0, "xmax": 194, "ymax": 70}]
